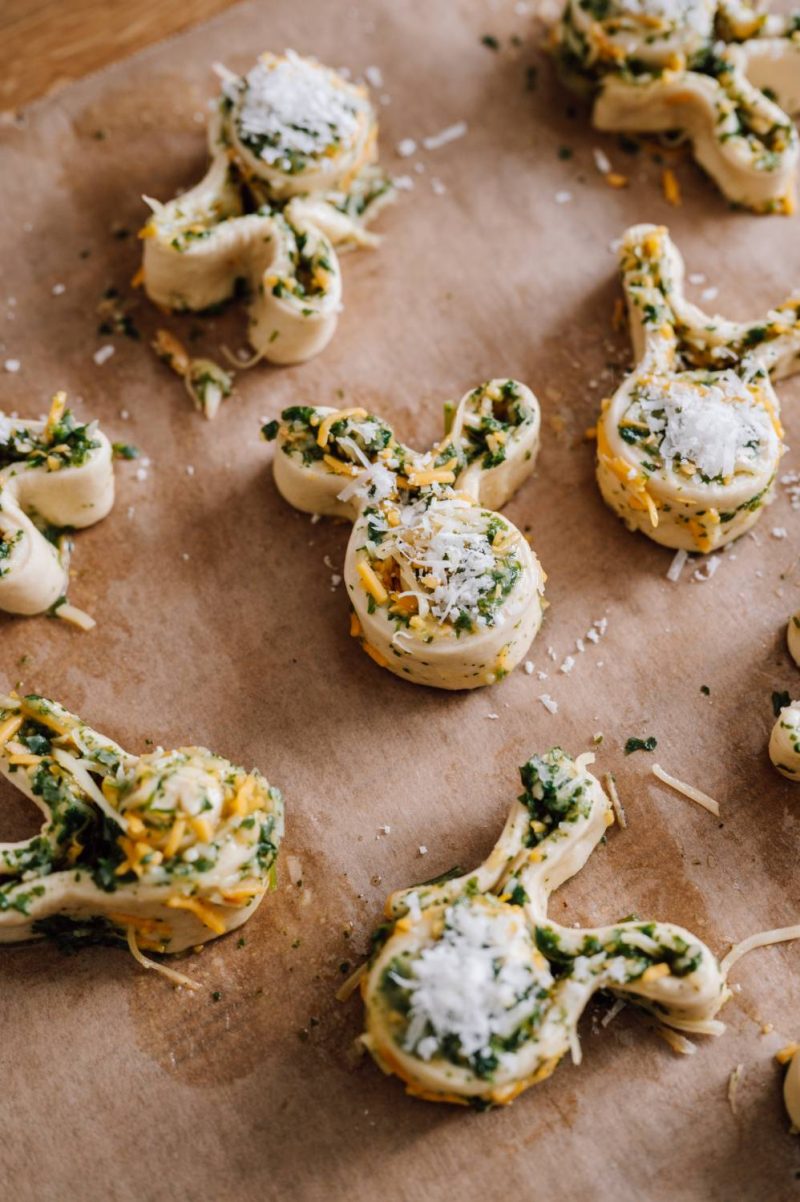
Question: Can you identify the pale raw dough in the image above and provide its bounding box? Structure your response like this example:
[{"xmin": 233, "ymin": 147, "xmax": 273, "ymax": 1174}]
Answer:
[
  {"xmin": 597, "ymin": 224, "xmax": 800, "ymax": 553},
  {"xmin": 553, "ymin": 0, "xmax": 800, "ymax": 212},
  {"xmin": 0, "ymin": 393, "xmax": 114, "ymax": 616},
  {"xmin": 785, "ymin": 1048, "xmax": 800, "ymax": 1130},
  {"xmin": 142, "ymin": 51, "xmax": 393, "ymax": 366},
  {"xmin": 788, "ymin": 610, "xmax": 800, "ymax": 668},
  {"xmin": 268, "ymin": 380, "xmax": 545, "ymax": 690},
  {"xmin": 0, "ymin": 694, "xmax": 284, "ymax": 956},
  {"xmin": 359, "ymin": 748, "xmax": 727, "ymax": 1106},
  {"xmin": 769, "ymin": 700, "xmax": 800, "ymax": 780}
]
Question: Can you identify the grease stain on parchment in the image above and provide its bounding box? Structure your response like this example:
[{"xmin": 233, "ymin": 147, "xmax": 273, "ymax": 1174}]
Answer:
[{"xmin": 125, "ymin": 827, "xmax": 379, "ymax": 1087}]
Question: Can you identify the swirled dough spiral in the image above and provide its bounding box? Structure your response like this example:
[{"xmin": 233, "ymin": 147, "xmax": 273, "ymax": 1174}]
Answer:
[
  {"xmin": 552, "ymin": 0, "xmax": 800, "ymax": 212},
  {"xmin": 359, "ymin": 749, "xmax": 726, "ymax": 1106},
  {"xmin": 266, "ymin": 380, "xmax": 545, "ymax": 690},
  {"xmin": 0, "ymin": 694, "xmax": 284, "ymax": 957},
  {"xmin": 597, "ymin": 224, "xmax": 800, "ymax": 553},
  {"xmin": 0, "ymin": 393, "xmax": 114, "ymax": 617},
  {"xmin": 141, "ymin": 51, "xmax": 393, "ymax": 366}
]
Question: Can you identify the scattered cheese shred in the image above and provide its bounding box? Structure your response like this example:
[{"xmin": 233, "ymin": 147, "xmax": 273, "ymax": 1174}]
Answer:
[
  {"xmin": 727, "ymin": 1063, "xmax": 744, "ymax": 1114},
  {"xmin": 336, "ymin": 961, "xmax": 367, "ymax": 1002},
  {"xmin": 54, "ymin": 602, "xmax": 96, "ymax": 632},
  {"xmin": 603, "ymin": 772, "xmax": 627, "ymax": 828},
  {"xmin": 662, "ymin": 168, "xmax": 682, "ymax": 206},
  {"xmin": 600, "ymin": 997, "xmax": 626, "ymax": 1027},
  {"xmin": 316, "ymin": 407, "xmax": 368, "ymax": 448},
  {"xmin": 0, "ymin": 714, "xmax": 23, "ymax": 748},
  {"xmin": 666, "ymin": 548, "xmax": 688, "ymax": 582},
  {"xmin": 357, "ymin": 560, "xmax": 388, "ymax": 604},
  {"xmin": 166, "ymin": 895, "xmax": 227, "ymax": 936},
  {"xmin": 126, "ymin": 927, "xmax": 201, "ymax": 990},
  {"xmin": 720, "ymin": 924, "xmax": 800, "ymax": 977},
  {"xmin": 651, "ymin": 763, "xmax": 720, "ymax": 817},
  {"xmin": 777, "ymin": 1043, "xmax": 799, "ymax": 1066},
  {"xmin": 655, "ymin": 1026, "xmax": 697, "ymax": 1055}
]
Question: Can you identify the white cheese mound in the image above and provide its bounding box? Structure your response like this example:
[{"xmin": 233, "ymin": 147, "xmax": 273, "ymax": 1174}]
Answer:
[
  {"xmin": 637, "ymin": 371, "xmax": 772, "ymax": 480},
  {"xmin": 374, "ymin": 497, "xmax": 515, "ymax": 626},
  {"xmin": 398, "ymin": 900, "xmax": 551, "ymax": 1062},
  {"xmin": 610, "ymin": 0, "xmax": 712, "ymax": 33},
  {"xmin": 235, "ymin": 51, "xmax": 361, "ymax": 165}
]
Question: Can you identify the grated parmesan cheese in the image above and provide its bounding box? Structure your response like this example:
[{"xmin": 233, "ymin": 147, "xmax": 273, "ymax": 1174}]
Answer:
[
  {"xmin": 666, "ymin": 548, "xmax": 688, "ymax": 582},
  {"xmin": 396, "ymin": 900, "xmax": 551, "ymax": 1063},
  {"xmin": 691, "ymin": 555, "xmax": 721, "ymax": 583},
  {"xmin": 422, "ymin": 122, "xmax": 468, "ymax": 151},
  {"xmin": 631, "ymin": 371, "xmax": 772, "ymax": 481},
  {"xmin": 233, "ymin": 51, "xmax": 362, "ymax": 167},
  {"xmin": 593, "ymin": 146, "xmax": 612, "ymax": 175},
  {"xmin": 369, "ymin": 496, "xmax": 519, "ymax": 628}
]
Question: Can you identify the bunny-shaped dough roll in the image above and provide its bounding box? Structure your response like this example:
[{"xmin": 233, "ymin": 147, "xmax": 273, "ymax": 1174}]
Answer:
[{"xmin": 264, "ymin": 380, "xmax": 545, "ymax": 690}]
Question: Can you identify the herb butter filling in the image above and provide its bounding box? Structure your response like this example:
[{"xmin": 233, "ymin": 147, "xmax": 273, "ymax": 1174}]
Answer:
[{"xmin": 0, "ymin": 406, "xmax": 100, "ymax": 474}]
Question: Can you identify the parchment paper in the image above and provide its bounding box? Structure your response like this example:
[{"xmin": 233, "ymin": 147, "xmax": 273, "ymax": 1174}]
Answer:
[{"xmin": 1, "ymin": 2, "xmax": 799, "ymax": 1199}]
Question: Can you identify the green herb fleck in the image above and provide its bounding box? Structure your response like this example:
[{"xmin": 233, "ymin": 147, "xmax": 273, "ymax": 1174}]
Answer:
[
  {"xmin": 112, "ymin": 443, "xmax": 140, "ymax": 460},
  {"xmin": 624, "ymin": 736, "xmax": 657, "ymax": 755}
]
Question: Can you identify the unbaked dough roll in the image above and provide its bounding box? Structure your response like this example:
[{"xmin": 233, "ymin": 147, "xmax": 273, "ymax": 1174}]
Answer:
[
  {"xmin": 553, "ymin": 0, "xmax": 800, "ymax": 212},
  {"xmin": 0, "ymin": 694, "xmax": 284, "ymax": 957},
  {"xmin": 142, "ymin": 51, "xmax": 392, "ymax": 366},
  {"xmin": 360, "ymin": 749, "xmax": 726, "ymax": 1106},
  {"xmin": 0, "ymin": 395, "xmax": 114, "ymax": 616},
  {"xmin": 785, "ymin": 1048, "xmax": 800, "ymax": 1130},
  {"xmin": 769, "ymin": 700, "xmax": 800, "ymax": 780},
  {"xmin": 266, "ymin": 381, "xmax": 545, "ymax": 690},
  {"xmin": 788, "ymin": 611, "xmax": 800, "ymax": 669},
  {"xmin": 597, "ymin": 224, "xmax": 795, "ymax": 553}
]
